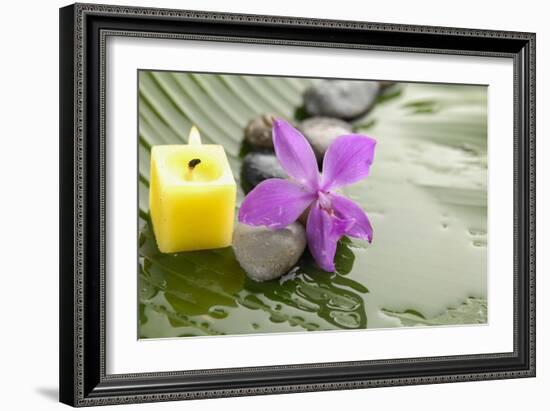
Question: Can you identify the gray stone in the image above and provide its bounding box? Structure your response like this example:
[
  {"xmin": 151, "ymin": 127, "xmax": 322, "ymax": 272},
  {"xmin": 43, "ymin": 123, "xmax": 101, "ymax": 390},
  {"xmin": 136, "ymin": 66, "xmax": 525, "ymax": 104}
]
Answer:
[
  {"xmin": 244, "ymin": 114, "xmax": 277, "ymax": 148},
  {"xmin": 303, "ymin": 80, "xmax": 380, "ymax": 120},
  {"xmin": 299, "ymin": 117, "xmax": 353, "ymax": 160},
  {"xmin": 241, "ymin": 152, "xmax": 286, "ymax": 191},
  {"xmin": 232, "ymin": 222, "xmax": 307, "ymax": 282}
]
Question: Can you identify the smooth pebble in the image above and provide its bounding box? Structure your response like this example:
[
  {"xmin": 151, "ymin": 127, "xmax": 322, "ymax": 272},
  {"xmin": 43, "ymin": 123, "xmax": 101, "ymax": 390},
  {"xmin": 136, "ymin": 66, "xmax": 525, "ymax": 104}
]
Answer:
[
  {"xmin": 232, "ymin": 223, "xmax": 307, "ymax": 282},
  {"xmin": 241, "ymin": 152, "xmax": 286, "ymax": 191},
  {"xmin": 303, "ymin": 80, "xmax": 380, "ymax": 119},
  {"xmin": 299, "ymin": 117, "xmax": 353, "ymax": 160},
  {"xmin": 244, "ymin": 114, "xmax": 277, "ymax": 148}
]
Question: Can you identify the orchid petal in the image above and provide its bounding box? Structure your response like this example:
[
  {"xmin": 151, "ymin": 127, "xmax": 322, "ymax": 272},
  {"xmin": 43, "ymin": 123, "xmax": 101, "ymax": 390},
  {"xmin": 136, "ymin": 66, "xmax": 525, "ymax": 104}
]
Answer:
[
  {"xmin": 273, "ymin": 119, "xmax": 320, "ymax": 190},
  {"xmin": 238, "ymin": 178, "xmax": 315, "ymax": 229},
  {"xmin": 330, "ymin": 194, "xmax": 373, "ymax": 242},
  {"xmin": 321, "ymin": 134, "xmax": 376, "ymax": 190},
  {"xmin": 306, "ymin": 201, "xmax": 352, "ymax": 272}
]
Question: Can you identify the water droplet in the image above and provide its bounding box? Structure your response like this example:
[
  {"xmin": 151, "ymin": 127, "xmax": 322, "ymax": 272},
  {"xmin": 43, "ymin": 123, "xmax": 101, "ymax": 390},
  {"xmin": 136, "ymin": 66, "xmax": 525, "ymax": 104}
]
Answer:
[
  {"xmin": 468, "ymin": 228, "xmax": 487, "ymax": 236},
  {"xmin": 472, "ymin": 240, "xmax": 487, "ymax": 247},
  {"xmin": 270, "ymin": 313, "xmax": 286, "ymax": 323},
  {"xmin": 240, "ymin": 295, "xmax": 263, "ymax": 310},
  {"xmin": 327, "ymin": 297, "xmax": 360, "ymax": 311},
  {"xmin": 291, "ymin": 316, "xmax": 305, "ymax": 324},
  {"xmin": 330, "ymin": 311, "xmax": 361, "ymax": 328},
  {"xmin": 208, "ymin": 307, "xmax": 228, "ymax": 319},
  {"xmin": 305, "ymin": 323, "xmax": 320, "ymax": 330}
]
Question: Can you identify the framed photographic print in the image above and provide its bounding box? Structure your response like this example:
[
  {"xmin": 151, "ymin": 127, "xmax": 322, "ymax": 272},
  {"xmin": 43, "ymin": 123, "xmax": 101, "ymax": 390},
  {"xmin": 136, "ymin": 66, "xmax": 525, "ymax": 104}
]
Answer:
[{"xmin": 59, "ymin": 3, "xmax": 536, "ymax": 407}]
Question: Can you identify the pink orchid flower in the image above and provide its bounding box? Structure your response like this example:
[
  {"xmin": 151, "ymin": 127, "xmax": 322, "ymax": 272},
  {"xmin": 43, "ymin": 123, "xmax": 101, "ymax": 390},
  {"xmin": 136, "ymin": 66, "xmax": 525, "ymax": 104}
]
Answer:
[{"xmin": 238, "ymin": 119, "xmax": 376, "ymax": 272}]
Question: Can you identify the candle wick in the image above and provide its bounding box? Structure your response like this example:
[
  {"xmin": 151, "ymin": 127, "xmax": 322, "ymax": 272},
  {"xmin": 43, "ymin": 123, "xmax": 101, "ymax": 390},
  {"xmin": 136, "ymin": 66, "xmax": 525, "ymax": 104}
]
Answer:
[{"xmin": 188, "ymin": 158, "xmax": 201, "ymax": 170}]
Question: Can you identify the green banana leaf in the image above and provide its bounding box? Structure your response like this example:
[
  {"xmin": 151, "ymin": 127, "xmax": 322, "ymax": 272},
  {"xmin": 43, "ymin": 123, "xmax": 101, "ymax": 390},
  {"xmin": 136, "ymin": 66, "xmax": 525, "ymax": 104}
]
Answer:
[{"xmin": 138, "ymin": 71, "xmax": 487, "ymax": 338}]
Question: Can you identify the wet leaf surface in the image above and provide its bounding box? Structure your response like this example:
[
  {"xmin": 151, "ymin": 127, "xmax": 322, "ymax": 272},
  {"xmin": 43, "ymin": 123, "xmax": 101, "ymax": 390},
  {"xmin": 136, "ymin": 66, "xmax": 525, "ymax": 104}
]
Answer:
[{"xmin": 138, "ymin": 73, "xmax": 488, "ymax": 338}]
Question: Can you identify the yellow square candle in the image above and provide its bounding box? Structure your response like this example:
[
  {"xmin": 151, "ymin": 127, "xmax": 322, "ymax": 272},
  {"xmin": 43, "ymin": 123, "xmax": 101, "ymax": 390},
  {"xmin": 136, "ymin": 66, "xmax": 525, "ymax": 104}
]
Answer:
[{"xmin": 149, "ymin": 127, "xmax": 236, "ymax": 253}]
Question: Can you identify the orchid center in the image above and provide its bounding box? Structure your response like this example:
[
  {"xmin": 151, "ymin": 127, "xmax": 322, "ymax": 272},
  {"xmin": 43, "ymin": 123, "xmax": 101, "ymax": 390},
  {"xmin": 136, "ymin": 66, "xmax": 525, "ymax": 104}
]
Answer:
[{"xmin": 317, "ymin": 191, "xmax": 332, "ymax": 211}]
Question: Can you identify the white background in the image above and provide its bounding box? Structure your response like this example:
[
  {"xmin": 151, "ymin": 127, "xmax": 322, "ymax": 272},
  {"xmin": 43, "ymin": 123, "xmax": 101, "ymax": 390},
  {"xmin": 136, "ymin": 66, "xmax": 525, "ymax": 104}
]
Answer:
[{"xmin": 0, "ymin": 0, "xmax": 545, "ymax": 410}]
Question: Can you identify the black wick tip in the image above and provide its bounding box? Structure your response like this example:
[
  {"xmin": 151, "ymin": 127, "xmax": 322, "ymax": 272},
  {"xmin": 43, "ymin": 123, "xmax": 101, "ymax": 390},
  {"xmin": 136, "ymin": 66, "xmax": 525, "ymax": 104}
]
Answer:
[{"xmin": 188, "ymin": 158, "xmax": 201, "ymax": 169}]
